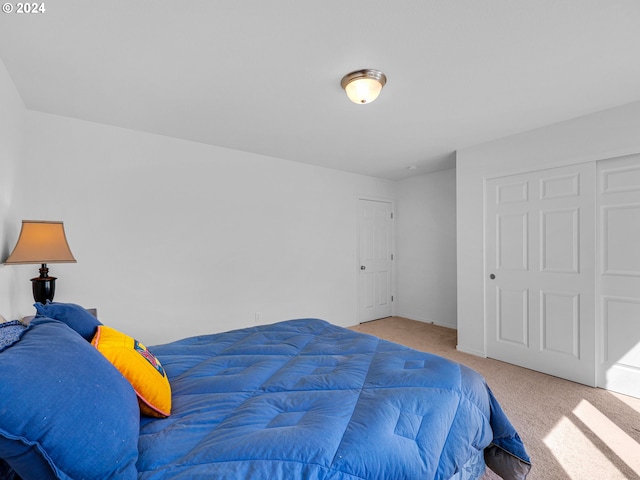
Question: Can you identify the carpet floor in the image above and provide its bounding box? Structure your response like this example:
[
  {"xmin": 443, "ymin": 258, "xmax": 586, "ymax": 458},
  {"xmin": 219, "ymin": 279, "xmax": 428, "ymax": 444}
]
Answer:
[{"xmin": 350, "ymin": 317, "xmax": 640, "ymax": 480}]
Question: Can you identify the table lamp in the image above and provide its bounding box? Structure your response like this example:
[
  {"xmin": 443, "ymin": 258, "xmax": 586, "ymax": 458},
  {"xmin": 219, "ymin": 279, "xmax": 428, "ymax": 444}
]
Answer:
[{"xmin": 4, "ymin": 220, "xmax": 76, "ymax": 303}]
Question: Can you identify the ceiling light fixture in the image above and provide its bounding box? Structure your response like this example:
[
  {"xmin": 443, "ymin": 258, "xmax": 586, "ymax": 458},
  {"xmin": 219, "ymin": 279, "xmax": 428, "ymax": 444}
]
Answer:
[{"xmin": 340, "ymin": 69, "xmax": 387, "ymax": 104}]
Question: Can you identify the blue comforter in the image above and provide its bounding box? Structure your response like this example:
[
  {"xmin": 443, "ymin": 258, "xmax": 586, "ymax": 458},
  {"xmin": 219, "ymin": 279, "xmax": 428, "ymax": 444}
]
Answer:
[{"xmin": 137, "ymin": 319, "xmax": 530, "ymax": 479}]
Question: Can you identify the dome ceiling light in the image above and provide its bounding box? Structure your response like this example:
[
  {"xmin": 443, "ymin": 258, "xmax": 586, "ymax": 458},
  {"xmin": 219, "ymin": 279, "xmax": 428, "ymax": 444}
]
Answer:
[{"xmin": 340, "ymin": 69, "xmax": 387, "ymax": 104}]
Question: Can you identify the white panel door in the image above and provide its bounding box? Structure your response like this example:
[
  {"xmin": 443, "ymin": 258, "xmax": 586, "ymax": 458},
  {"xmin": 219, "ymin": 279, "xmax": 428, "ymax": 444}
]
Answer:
[
  {"xmin": 597, "ymin": 154, "xmax": 640, "ymax": 398},
  {"xmin": 358, "ymin": 199, "xmax": 393, "ymax": 323},
  {"xmin": 486, "ymin": 163, "xmax": 596, "ymax": 386}
]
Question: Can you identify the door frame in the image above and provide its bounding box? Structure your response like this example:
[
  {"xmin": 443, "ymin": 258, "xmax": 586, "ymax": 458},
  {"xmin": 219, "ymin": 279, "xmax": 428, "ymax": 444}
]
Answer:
[{"xmin": 356, "ymin": 196, "xmax": 396, "ymax": 323}]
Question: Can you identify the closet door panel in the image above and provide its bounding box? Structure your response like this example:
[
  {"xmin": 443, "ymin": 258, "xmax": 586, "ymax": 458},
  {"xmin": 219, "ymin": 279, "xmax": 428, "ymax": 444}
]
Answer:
[
  {"xmin": 598, "ymin": 154, "xmax": 640, "ymax": 398},
  {"xmin": 486, "ymin": 163, "xmax": 596, "ymax": 386}
]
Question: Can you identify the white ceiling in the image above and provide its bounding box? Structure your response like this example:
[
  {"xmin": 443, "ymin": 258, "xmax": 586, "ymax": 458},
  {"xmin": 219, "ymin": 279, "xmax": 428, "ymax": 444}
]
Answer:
[{"xmin": 1, "ymin": 1, "xmax": 640, "ymax": 180}]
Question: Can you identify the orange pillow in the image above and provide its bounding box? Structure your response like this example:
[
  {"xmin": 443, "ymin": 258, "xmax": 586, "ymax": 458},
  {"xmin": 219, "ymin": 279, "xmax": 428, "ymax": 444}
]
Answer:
[{"xmin": 91, "ymin": 325, "xmax": 171, "ymax": 418}]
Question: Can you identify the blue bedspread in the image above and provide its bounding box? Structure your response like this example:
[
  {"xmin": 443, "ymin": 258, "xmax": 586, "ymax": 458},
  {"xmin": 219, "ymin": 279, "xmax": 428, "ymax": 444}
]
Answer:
[{"xmin": 138, "ymin": 319, "xmax": 530, "ymax": 479}]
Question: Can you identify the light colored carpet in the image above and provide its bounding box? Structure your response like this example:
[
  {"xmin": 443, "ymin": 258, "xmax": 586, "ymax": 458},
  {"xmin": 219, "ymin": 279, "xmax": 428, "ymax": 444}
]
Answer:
[{"xmin": 350, "ymin": 317, "xmax": 640, "ymax": 480}]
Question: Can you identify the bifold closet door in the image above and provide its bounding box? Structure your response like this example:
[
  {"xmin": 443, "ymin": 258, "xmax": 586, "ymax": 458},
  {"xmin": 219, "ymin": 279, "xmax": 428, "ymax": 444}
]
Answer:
[
  {"xmin": 597, "ymin": 154, "xmax": 640, "ymax": 398},
  {"xmin": 485, "ymin": 163, "xmax": 596, "ymax": 386}
]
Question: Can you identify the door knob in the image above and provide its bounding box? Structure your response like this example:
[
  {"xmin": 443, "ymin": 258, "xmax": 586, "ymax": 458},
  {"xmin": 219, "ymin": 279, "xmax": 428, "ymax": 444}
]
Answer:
[
  {"xmin": 360, "ymin": 266, "xmax": 366, "ymax": 270},
  {"xmin": 489, "ymin": 274, "xmax": 495, "ymax": 280}
]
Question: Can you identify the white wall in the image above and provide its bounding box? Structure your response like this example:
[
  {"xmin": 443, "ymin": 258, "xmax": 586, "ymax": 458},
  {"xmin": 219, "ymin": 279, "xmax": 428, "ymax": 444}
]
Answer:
[
  {"xmin": 0, "ymin": 59, "xmax": 29, "ymax": 317},
  {"xmin": 396, "ymin": 168, "xmax": 457, "ymax": 328},
  {"xmin": 8, "ymin": 111, "xmax": 395, "ymax": 344},
  {"xmin": 456, "ymin": 100, "xmax": 640, "ymax": 356}
]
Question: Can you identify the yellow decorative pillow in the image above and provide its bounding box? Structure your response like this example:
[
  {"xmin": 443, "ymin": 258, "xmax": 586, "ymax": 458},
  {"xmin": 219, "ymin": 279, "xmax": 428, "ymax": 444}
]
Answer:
[{"xmin": 91, "ymin": 325, "xmax": 171, "ymax": 418}]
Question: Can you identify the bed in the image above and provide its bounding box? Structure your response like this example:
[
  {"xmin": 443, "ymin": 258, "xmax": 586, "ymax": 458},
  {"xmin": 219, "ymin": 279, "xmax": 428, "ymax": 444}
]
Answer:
[{"xmin": 0, "ymin": 302, "xmax": 531, "ymax": 480}]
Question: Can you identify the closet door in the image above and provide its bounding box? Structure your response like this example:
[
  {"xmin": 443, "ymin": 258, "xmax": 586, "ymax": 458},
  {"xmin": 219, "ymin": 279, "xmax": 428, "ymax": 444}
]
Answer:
[
  {"xmin": 597, "ymin": 154, "xmax": 640, "ymax": 398},
  {"xmin": 485, "ymin": 163, "xmax": 596, "ymax": 386}
]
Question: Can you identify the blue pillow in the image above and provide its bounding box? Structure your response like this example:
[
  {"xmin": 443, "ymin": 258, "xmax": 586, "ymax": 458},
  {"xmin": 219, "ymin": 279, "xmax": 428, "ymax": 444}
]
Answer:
[
  {"xmin": 0, "ymin": 317, "xmax": 139, "ymax": 479},
  {"xmin": 33, "ymin": 301, "xmax": 102, "ymax": 341}
]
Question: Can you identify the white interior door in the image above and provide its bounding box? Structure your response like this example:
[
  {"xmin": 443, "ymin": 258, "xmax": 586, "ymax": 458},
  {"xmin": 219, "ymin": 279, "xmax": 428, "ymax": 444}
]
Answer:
[
  {"xmin": 597, "ymin": 154, "xmax": 640, "ymax": 398},
  {"xmin": 358, "ymin": 198, "xmax": 393, "ymax": 323},
  {"xmin": 485, "ymin": 163, "xmax": 596, "ymax": 386}
]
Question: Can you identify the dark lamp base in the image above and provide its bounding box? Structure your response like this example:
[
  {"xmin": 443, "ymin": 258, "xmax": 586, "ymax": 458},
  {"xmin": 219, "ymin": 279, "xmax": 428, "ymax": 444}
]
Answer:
[{"xmin": 31, "ymin": 276, "xmax": 57, "ymax": 304}]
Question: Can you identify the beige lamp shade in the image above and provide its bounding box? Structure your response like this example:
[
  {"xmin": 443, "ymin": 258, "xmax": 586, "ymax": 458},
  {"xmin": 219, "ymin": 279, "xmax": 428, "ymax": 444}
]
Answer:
[{"xmin": 5, "ymin": 220, "xmax": 76, "ymax": 265}]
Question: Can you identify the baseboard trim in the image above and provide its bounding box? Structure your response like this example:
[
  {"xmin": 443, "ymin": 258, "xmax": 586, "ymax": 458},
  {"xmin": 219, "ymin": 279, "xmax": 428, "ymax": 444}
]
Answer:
[
  {"xmin": 456, "ymin": 344, "xmax": 487, "ymax": 358},
  {"xmin": 395, "ymin": 313, "xmax": 457, "ymax": 330}
]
